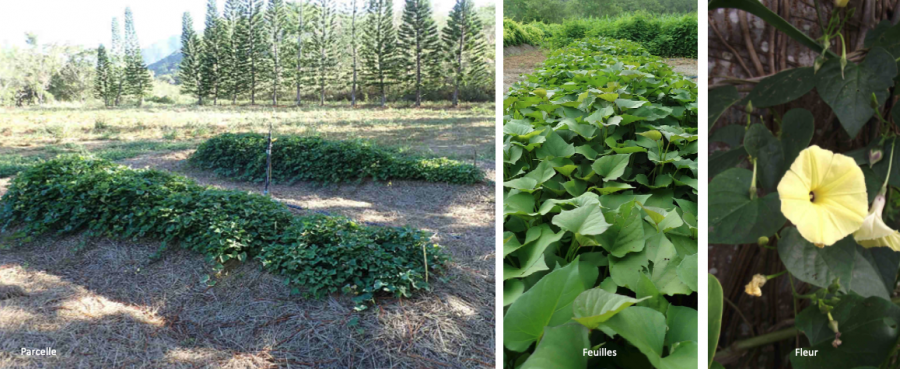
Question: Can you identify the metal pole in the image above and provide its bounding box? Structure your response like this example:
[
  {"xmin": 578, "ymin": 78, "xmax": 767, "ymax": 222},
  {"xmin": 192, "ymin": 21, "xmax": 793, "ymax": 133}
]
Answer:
[{"xmin": 264, "ymin": 115, "xmax": 273, "ymax": 196}]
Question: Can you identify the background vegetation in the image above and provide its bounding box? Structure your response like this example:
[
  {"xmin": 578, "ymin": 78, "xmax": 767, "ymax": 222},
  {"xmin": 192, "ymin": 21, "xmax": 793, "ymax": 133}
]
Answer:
[
  {"xmin": 503, "ymin": 13, "xmax": 698, "ymax": 58},
  {"xmin": 503, "ymin": 0, "xmax": 696, "ymax": 24},
  {"xmin": 0, "ymin": 0, "xmax": 496, "ymax": 108}
]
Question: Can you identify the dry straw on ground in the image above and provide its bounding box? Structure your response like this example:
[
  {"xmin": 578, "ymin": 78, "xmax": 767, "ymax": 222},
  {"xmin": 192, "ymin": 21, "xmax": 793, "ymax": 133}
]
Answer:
[{"xmin": 0, "ymin": 151, "xmax": 495, "ymax": 368}]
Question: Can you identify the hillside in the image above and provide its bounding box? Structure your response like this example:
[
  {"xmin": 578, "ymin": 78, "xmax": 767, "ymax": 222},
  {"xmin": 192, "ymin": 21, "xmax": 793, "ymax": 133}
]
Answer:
[{"xmin": 148, "ymin": 51, "xmax": 181, "ymax": 81}]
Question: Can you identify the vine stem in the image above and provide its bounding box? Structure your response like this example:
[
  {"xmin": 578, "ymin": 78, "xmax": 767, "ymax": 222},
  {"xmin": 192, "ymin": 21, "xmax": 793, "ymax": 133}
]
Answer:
[{"xmin": 714, "ymin": 328, "xmax": 800, "ymax": 362}]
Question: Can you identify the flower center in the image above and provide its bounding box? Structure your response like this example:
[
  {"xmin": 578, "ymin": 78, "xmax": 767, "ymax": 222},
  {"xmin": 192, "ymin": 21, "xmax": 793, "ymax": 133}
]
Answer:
[{"xmin": 809, "ymin": 191, "xmax": 816, "ymax": 202}]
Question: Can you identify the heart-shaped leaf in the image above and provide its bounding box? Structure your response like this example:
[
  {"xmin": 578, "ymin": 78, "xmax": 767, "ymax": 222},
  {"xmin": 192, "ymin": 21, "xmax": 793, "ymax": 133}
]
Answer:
[
  {"xmin": 815, "ymin": 47, "xmax": 897, "ymax": 138},
  {"xmin": 709, "ymin": 168, "xmax": 786, "ymax": 244}
]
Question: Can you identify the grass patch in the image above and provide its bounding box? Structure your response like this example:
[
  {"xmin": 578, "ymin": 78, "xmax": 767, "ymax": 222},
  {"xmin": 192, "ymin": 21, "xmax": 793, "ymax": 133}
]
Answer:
[{"xmin": 0, "ymin": 140, "xmax": 196, "ymax": 178}]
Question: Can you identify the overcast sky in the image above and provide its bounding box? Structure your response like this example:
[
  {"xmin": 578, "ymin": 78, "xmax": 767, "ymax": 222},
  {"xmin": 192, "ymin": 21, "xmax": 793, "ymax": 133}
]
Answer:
[{"xmin": 0, "ymin": 0, "xmax": 494, "ymax": 49}]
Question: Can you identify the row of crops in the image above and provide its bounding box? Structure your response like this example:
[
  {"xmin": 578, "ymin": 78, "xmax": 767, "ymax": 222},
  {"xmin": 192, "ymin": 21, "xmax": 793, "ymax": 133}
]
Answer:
[
  {"xmin": 0, "ymin": 156, "xmax": 449, "ymax": 309},
  {"xmin": 503, "ymin": 14, "xmax": 698, "ymax": 58},
  {"xmin": 502, "ymin": 37, "xmax": 698, "ymax": 368},
  {"xmin": 190, "ymin": 133, "xmax": 484, "ymax": 185}
]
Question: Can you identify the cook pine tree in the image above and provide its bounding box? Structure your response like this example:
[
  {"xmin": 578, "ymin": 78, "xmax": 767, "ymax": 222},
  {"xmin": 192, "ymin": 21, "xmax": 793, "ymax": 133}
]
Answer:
[
  {"xmin": 201, "ymin": 0, "xmax": 223, "ymax": 105},
  {"xmin": 397, "ymin": 0, "xmax": 441, "ymax": 107},
  {"xmin": 293, "ymin": 0, "xmax": 308, "ymax": 105},
  {"xmin": 94, "ymin": 44, "xmax": 114, "ymax": 107},
  {"xmin": 310, "ymin": 0, "xmax": 338, "ymax": 106},
  {"xmin": 442, "ymin": 0, "xmax": 486, "ymax": 106},
  {"xmin": 237, "ymin": 0, "xmax": 268, "ymax": 105},
  {"xmin": 348, "ymin": 0, "xmax": 359, "ymax": 106},
  {"xmin": 267, "ymin": 0, "xmax": 287, "ymax": 105},
  {"xmin": 180, "ymin": 12, "xmax": 204, "ymax": 104},
  {"xmin": 360, "ymin": 0, "xmax": 396, "ymax": 107},
  {"xmin": 110, "ymin": 17, "xmax": 125, "ymax": 106},
  {"xmin": 123, "ymin": 8, "xmax": 153, "ymax": 106},
  {"xmin": 220, "ymin": 0, "xmax": 242, "ymax": 104}
]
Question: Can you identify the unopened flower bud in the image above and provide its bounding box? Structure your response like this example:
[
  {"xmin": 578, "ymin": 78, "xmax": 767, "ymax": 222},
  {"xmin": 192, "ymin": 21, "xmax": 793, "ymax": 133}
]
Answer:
[
  {"xmin": 828, "ymin": 320, "xmax": 839, "ymax": 334},
  {"xmin": 869, "ymin": 149, "xmax": 884, "ymax": 167},
  {"xmin": 758, "ymin": 236, "xmax": 769, "ymax": 247},
  {"xmin": 835, "ymin": 0, "xmax": 849, "ymax": 8},
  {"xmin": 638, "ymin": 130, "xmax": 662, "ymax": 141},
  {"xmin": 745, "ymin": 100, "xmax": 753, "ymax": 114}
]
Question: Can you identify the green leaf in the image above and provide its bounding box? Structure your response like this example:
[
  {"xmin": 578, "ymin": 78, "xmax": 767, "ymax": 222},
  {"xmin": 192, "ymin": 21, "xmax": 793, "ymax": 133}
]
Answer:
[
  {"xmin": 536, "ymin": 131, "xmax": 576, "ymax": 159},
  {"xmin": 572, "ymin": 288, "xmax": 650, "ymax": 329},
  {"xmin": 709, "ymin": 0, "xmax": 836, "ymax": 58},
  {"xmin": 708, "ymin": 85, "xmax": 741, "ymax": 129},
  {"xmin": 743, "ymin": 123, "xmax": 783, "ymax": 191},
  {"xmin": 597, "ymin": 202, "xmax": 645, "ymax": 257},
  {"xmin": 609, "ymin": 247, "xmax": 649, "ymax": 289},
  {"xmin": 503, "ymin": 224, "xmax": 565, "ymax": 280},
  {"xmin": 648, "ymin": 233, "xmax": 692, "ymax": 296},
  {"xmin": 503, "ymin": 260, "xmax": 594, "ymax": 352},
  {"xmin": 600, "ymin": 306, "xmax": 666, "ymax": 366},
  {"xmin": 552, "ymin": 205, "xmax": 611, "ymax": 236},
  {"xmin": 504, "ymin": 279, "xmax": 525, "ymax": 306},
  {"xmin": 519, "ymin": 323, "xmax": 590, "ymax": 369},
  {"xmin": 865, "ymin": 21, "xmax": 900, "ymax": 58},
  {"xmin": 815, "ymin": 47, "xmax": 898, "ymax": 138},
  {"xmin": 709, "ymin": 146, "xmax": 746, "ymax": 179},
  {"xmin": 665, "ymin": 306, "xmax": 698, "ymax": 346},
  {"xmin": 792, "ymin": 294, "xmax": 900, "ymax": 369},
  {"xmin": 708, "ymin": 274, "xmax": 724, "ymax": 368},
  {"xmin": 778, "ymin": 227, "xmax": 900, "ymax": 299},
  {"xmin": 591, "ymin": 154, "xmax": 632, "ymax": 181},
  {"xmin": 676, "ymin": 253, "xmax": 698, "ymax": 292},
  {"xmin": 616, "ymin": 98, "xmax": 647, "ymax": 109},
  {"xmin": 635, "ymin": 272, "xmax": 669, "ymax": 313},
  {"xmin": 709, "ymin": 168, "xmax": 786, "ymax": 245},
  {"xmin": 745, "ymin": 67, "xmax": 815, "ymax": 108},
  {"xmin": 780, "ymin": 108, "xmax": 815, "ymax": 168},
  {"xmin": 710, "ymin": 124, "xmax": 745, "ymax": 148}
]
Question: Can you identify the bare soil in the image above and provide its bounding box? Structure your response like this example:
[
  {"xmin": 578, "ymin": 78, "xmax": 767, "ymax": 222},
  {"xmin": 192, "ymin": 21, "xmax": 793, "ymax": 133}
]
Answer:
[{"xmin": 0, "ymin": 152, "xmax": 496, "ymax": 368}]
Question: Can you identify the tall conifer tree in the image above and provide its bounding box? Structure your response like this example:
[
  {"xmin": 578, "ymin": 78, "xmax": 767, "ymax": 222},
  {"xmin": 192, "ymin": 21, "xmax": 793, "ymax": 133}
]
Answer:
[
  {"xmin": 123, "ymin": 8, "xmax": 152, "ymax": 106},
  {"xmin": 310, "ymin": 0, "xmax": 337, "ymax": 106},
  {"xmin": 348, "ymin": 0, "xmax": 359, "ymax": 106},
  {"xmin": 361, "ymin": 0, "xmax": 396, "ymax": 107},
  {"xmin": 267, "ymin": 0, "xmax": 287, "ymax": 105},
  {"xmin": 201, "ymin": 0, "xmax": 223, "ymax": 104},
  {"xmin": 442, "ymin": 0, "xmax": 486, "ymax": 106},
  {"xmin": 237, "ymin": 0, "xmax": 267, "ymax": 105},
  {"xmin": 110, "ymin": 18, "xmax": 125, "ymax": 106},
  {"xmin": 179, "ymin": 12, "xmax": 204, "ymax": 104},
  {"xmin": 220, "ymin": 0, "xmax": 242, "ymax": 104},
  {"xmin": 397, "ymin": 0, "xmax": 440, "ymax": 107},
  {"xmin": 94, "ymin": 45, "xmax": 113, "ymax": 107},
  {"xmin": 294, "ymin": 0, "xmax": 308, "ymax": 105}
]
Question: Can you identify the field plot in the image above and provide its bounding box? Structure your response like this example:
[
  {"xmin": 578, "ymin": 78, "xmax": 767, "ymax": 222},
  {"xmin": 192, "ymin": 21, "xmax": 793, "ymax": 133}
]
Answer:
[{"xmin": 0, "ymin": 104, "xmax": 495, "ymax": 368}]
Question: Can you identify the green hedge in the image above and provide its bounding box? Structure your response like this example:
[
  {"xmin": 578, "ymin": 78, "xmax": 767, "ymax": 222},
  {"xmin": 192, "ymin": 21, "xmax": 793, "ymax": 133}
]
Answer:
[
  {"xmin": 0, "ymin": 156, "xmax": 449, "ymax": 308},
  {"xmin": 512, "ymin": 12, "xmax": 698, "ymax": 59},
  {"xmin": 503, "ymin": 17, "xmax": 545, "ymax": 47},
  {"xmin": 189, "ymin": 133, "xmax": 483, "ymax": 185}
]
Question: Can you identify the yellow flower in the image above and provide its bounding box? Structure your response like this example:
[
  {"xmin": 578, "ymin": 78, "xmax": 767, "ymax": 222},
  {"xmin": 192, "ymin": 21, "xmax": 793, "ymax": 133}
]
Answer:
[
  {"xmin": 853, "ymin": 194, "xmax": 900, "ymax": 250},
  {"xmin": 835, "ymin": 0, "xmax": 849, "ymax": 7},
  {"xmin": 777, "ymin": 145, "xmax": 868, "ymax": 247},
  {"xmin": 745, "ymin": 274, "xmax": 766, "ymax": 297}
]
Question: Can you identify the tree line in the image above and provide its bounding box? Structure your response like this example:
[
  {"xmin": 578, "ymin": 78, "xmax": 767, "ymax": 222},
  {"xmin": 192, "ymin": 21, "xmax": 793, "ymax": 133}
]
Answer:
[
  {"xmin": 174, "ymin": 0, "xmax": 488, "ymax": 107},
  {"xmin": 94, "ymin": 8, "xmax": 154, "ymax": 107},
  {"xmin": 0, "ymin": 34, "xmax": 96, "ymax": 106}
]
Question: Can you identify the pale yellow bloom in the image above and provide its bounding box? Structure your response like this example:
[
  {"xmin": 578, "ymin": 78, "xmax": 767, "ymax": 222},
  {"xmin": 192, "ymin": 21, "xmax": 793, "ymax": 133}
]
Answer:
[
  {"xmin": 853, "ymin": 195, "xmax": 900, "ymax": 250},
  {"xmin": 745, "ymin": 274, "xmax": 766, "ymax": 297},
  {"xmin": 835, "ymin": 0, "xmax": 850, "ymax": 7},
  {"xmin": 778, "ymin": 146, "xmax": 868, "ymax": 247}
]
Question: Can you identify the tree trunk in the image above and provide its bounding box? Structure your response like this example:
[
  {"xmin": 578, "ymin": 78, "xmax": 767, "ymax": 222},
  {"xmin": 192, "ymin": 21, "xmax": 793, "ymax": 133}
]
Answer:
[
  {"xmin": 453, "ymin": 22, "xmax": 465, "ymax": 107},
  {"xmin": 351, "ymin": 6, "xmax": 357, "ymax": 107},
  {"xmin": 415, "ymin": 13, "xmax": 422, "ymax": 107},
  {"xmin": 296, "ymin": 16, "xmax": 303, "ymax": 106}
]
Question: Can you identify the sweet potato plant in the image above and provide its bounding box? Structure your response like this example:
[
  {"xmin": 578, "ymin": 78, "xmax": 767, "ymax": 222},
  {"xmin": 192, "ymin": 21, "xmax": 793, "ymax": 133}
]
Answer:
[{"xmin": 503, "ymin": 37, "xmax": 698, "ymax": 368}]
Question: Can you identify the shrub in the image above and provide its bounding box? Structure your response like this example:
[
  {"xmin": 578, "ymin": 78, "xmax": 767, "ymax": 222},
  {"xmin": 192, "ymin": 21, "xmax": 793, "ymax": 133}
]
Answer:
[
  {"xmin": 522, "ymin": 12, "xmax": 698, "ymax": 58},
  {"xmin": 0, "ymin": 156, "xmax": 449, "ymax": 308},
  {"xmin": 503, "ymin": 18, "xmax": 545, "ymax": 47},
  {"xmin": 190, "ymin": 133, "xmax": 484, "ymax": 185}
]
